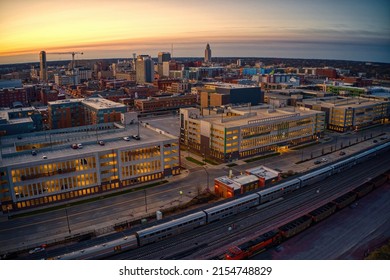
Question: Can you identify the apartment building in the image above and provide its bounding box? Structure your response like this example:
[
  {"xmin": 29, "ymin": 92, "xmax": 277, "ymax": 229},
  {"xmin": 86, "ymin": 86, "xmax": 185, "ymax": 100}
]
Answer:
[{"xmin": 48, "ymin": 98, "xmax": 127, "ymax": 129}]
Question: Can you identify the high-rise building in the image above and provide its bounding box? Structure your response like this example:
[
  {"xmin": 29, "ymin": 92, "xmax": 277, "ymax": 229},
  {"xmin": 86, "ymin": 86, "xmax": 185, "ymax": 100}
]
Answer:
[
  {"xmin": 157, "ymin": 52, "xmax": 171, "ymax": 77},
  {"xmin": 158, "ymin": 52, "xmax": 171, "ymax": 64},
  {"xmin": 204, "ymin": 43, "xmax": 211, "ymax": 63},
  {"xmin": 136, "ymin": 55, "xmax": 154, "ymax": 84},
  {"xmin": 199, "ymin": 82, "xmax": 263, "ymax": 108},
  {"xmin": 39, "ymin": 51, "xmax": 47, "ymax": 82}
]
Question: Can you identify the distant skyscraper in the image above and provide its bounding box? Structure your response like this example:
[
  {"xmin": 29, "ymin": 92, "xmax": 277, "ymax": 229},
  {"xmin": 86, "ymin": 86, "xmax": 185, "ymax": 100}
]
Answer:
[
  {"xmin": 158, "ymin": 52, "xmax": 171, "ymax": 77},
  {"xmin": 158, "ymin": 52, "xmax": 171, "ymax": 64},
  {"xmin": 204, "ymin": 43, "xmax": 211, "ymax": 63},
  {"xmin": 39, "ymin": 51, "xmax": 47, "ymax": 82},
  {"xmin": 136, "ymin": 55, "xmax": 154, "ymax": 84}
]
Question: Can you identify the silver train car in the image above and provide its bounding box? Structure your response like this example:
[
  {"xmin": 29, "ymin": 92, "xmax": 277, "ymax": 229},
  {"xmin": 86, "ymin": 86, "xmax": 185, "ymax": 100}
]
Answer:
[
  {"xmin": 258, "ymin": 178, "xmax": 301, "ymax": 204},
  {"xmin": 204, "ymin": 193, "xmax": 260, "ymax": 223},
  {"xmin": 53, "ymin": 235, "xmax": 138, "ymax": 260},
  {"xmin": 136, "ymin": 211, "xmax": 206, "ymax": 246}
]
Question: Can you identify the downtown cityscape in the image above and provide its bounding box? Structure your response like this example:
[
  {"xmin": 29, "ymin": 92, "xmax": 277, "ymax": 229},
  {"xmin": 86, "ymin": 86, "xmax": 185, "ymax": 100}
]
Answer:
[{"xmin": 0, "ymin": 0, "xmax": 389, "ymax": 275}]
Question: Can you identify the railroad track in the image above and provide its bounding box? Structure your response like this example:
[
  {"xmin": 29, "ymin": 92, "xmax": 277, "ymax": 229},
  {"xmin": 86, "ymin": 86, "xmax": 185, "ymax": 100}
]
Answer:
[{"xmin": 112, "ymin": 152, "xmax": 390, "ymax": 260}]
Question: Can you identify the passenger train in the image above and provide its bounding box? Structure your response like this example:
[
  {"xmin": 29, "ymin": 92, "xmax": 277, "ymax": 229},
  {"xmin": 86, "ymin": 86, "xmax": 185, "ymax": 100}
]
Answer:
[{"xmin": 51, "ymin": 141, "xmax": 390, "ymax": 259}]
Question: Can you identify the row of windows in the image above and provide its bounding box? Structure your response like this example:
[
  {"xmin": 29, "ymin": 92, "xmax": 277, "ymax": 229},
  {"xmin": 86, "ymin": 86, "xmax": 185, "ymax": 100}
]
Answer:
[
  {"xmin": 240, "ymin": 146, "xmax": 274, "ymax": 158},
  {"xmin": 121, "ymin": 161, "xmax": 162, "ymax": 178},
  {"xmin": 240, "ymin": 129, "xmax": 309, "ymax": 150},
  {"xmin": 121, "ymin": 147, "xmax": 161, "ymax": 162},
  {"xmin": 14, "ymin": 185, "xmax": 108, "ymax": 210},
  {"xmin": 11, "ymin": 157, "xmax": 96, "ymax": 183},
  {"xmin": 100, "ymin": 153, "xmax": 117, "ymax": 160},
  {"xmin": 14, "ymin": 173, "xmax": 97, "ymax": 200},
  {"xmin": 122, "ymin": 173, "xmax": 163, "ymax": 187},
  {"xmin": 226, "ymin": 129, "xmax": 239, "ymax": 135},
  {"xmin": 101, "ymin": 175, "xmax": 119, "ymax": 183},
  {"xmin": 164, "ymin": 163, "xmax": 180, "ymax": 169}
]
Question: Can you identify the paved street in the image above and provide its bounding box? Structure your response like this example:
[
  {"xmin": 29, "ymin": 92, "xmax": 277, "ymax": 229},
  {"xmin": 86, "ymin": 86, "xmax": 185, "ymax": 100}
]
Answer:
[{"xmin": 0, "ymin": 123, "xmax": 388, "ymax": 255}]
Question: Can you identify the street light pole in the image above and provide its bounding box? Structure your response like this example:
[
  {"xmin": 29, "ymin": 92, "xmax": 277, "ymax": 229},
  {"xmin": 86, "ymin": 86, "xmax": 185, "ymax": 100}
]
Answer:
[
  {"xmin": 65, "ymin": 206, "xmax": 71, "ymax": 234},
  {"xmin": 203, "ymin": 166, "xmax": 210, "ymax": 192},
  {"xmin": 144, "ymin": 189, "xmax": 148, "ymax": 213}
]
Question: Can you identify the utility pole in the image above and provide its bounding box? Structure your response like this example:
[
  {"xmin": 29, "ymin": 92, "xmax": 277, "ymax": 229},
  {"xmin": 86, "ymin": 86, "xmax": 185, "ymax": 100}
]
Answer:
[
  {"xmin": 144, "ymin": 189, "xmax": 148, "ymax": 213},
  {"xmin": 65, "ymin": 206, "xmax": 71, "ymax": 234}
]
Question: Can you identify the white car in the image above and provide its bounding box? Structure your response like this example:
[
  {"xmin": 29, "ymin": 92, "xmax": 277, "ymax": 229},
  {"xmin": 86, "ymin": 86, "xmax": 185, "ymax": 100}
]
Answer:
[
  {"xmin": 77, "ymin": 143, "xmax": 83, "ymax": 149},
  {"xmin": 321, "ymin": 157, "xmax": 327, "ymax": 162},
  {"xmin": 123, "ymin": 137, "xmax": 130, "ymax": 141},
  {"xmin": 29, "ymin": 247, "xmax": 45, "ymax": 254}
]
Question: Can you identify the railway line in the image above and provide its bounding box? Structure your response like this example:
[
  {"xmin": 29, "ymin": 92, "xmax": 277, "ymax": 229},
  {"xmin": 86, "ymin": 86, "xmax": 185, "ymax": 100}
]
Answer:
[
  {"xmin": 111, "ymin": 149, "xmax": 390, "ymax": 260},
  {"xmin": 25, "ymin": 141, "xmax": 387, "ymax": 260}
]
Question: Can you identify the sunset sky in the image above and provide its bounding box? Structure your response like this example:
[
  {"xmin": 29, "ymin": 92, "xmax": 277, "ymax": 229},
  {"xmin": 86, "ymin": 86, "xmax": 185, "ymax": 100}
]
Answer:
[{"xmin": 1, "ymin": 0, "xmax": 389, "ymax": 64}]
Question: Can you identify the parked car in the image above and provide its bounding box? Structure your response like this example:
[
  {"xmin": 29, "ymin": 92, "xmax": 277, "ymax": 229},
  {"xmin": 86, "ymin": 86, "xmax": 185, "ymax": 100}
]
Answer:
[
  {"xmin": 42, "ymin": 155, "xmax": 47, "ymax": 159},
  {"xmin": 31, "ymin": 150, "xmax": 37, "ymax": 156},
  {"xmin": 339, "ymin": 151, "xmax": 346, "ymax": 156},
  {"xmin": 77, "ymin": 143, "xmax": 83, "ymax": 149},
  {"xmin": 321, "ymin": 157, "xmax": 327, "ymax": 162},
  {"xmin": 97, "ymin": 140, "xmax": 105, "ymax": 146},
  {"xmin": 123, "ymin": 137, "xmax": 130, "ymax": 141},
  {"xmin": 132, "ymin": 135, "xmax": 141, "ymax": 140},
  {"xmin": 314, "ymin": 160, "xmax": 322, "ymax": 165}
]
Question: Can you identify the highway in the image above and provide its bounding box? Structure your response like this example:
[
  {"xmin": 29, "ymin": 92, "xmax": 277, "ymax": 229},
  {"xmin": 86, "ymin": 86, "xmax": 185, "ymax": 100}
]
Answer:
[{"xmin": 108, "ymin": 150, "xmax": 390, "ymax": 260}]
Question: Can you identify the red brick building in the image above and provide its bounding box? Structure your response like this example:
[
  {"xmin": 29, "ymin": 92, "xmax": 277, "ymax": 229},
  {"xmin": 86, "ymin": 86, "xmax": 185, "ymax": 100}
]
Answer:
[
  {"xmin": 134, "ymin": 94, "xmax": 197, "ymax": 112},
  {"xmin": 0, "ymin": 88, "xmax": 27, "ymax": 107}
]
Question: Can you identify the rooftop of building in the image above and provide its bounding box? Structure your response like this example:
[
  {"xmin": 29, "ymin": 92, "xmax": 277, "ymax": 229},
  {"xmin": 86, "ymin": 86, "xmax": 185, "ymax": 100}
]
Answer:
[
  {"xmin": 203, "ymin": 82, "xmax": 259, "ymax": 89},
  {"xmin": 191, "ymin": 105, "xmax": 322, "ymax": 128},
  {"xmin": 231, "ymin": 174, "xmax": 259, "ymax": 185},
  {"xmin": 299, "ymin": 96, "xmax": 387, "ymax": 109},
  {"xmin": 0, "ymin": 106, "xmax": 37, "ymax": 114},
  {"xmin": 245, "ymin": 165, "xmax": 279, "ymax": 180},
  {"xmin": 48, "ymin": 97, "xmax": 127, "ymax": 110},
  {"xmin": 214, "ymin": 176, "xmax": 241, "ymax": 190},
  {"xmin": 0, "ymin": 122, "xmax": 176, "ymax": 168}
]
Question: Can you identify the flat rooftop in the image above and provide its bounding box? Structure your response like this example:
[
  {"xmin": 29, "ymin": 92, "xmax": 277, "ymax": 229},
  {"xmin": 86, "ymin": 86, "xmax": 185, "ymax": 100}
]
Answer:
[
  {"xmin": 204, "ymin": 82, "xmax": 258, "ymax": 89},
  {"xmin": 215, "ymin": 176, "xmax": 241, "ymax": 190},
  {"xmin": 231, "ymin": 174, "xmax": 259, "ymax": 185},
  {"xmin": 82, "ymin": 98, "xmax": 126, "ymax": 110},
  {"xmin": 245, "ymin": 165, "xmax": 279, "ymax": 180},
  {"xmin": 0, "ymin": 123, "xmax": 176, "ymax": 168},
  {"xmin": 300, "ymin": 97, "xmax": 386, "ymax": 109},
  {"xmin": 49, "ymin": 98, "xmax": 126, "ymax": 110},
  {"xmin": 200, "ymin": 105, "xmax": 321, "ymax": 128}
]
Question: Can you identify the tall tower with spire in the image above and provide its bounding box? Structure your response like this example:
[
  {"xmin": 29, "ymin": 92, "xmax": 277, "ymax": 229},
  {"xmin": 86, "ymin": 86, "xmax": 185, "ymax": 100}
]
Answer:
[
  {"xmin": 204, "ymin": 43, "xmax": 211, "ymax": 63},
  {"xmin": 39, "ymin": 51, "xmax": 47, "ymax": 82}
]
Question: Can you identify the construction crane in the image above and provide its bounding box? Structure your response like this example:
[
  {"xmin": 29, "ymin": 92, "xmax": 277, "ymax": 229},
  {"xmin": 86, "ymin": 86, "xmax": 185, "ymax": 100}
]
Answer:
[
  {"xmin": 47, "ymin": 51, "xmax": 83, "ymax": 86},
  {"xmin": 48, "ymin": 52, "xmax": 83, "ymax": 70}
]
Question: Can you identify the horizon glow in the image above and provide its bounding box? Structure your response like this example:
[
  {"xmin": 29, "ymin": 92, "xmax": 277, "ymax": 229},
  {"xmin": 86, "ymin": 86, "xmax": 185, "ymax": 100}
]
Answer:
[{"xmin": 1, "ymin": 0, "xmax": 389, "ymax": 64}]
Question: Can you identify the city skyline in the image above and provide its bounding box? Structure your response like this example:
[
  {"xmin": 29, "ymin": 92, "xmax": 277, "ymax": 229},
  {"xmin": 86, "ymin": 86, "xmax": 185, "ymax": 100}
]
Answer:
[{"xmin": 1, "ymin": 0, "xmax": 390, "ymax": 64}]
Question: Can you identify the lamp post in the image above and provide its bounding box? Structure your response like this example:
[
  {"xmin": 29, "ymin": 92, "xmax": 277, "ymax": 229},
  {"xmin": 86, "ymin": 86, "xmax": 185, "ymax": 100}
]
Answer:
[
  {"xmin": 144, "ymin": 189, "xmax": 148, "ymax": 213},
  {"xmin": 179, "ymin": 190, "xmax": 183, "ymax": 203},
  {"xmin": 7, "ymin": 205, "xmax": 11, "ymax": 219},
  {"xmin": 203, "ymin": 166, "xmax": 210, "ymax": 192},
  {"xmin": 65, "ymin": 206, "xmax": 71, "ymax": 234}
]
